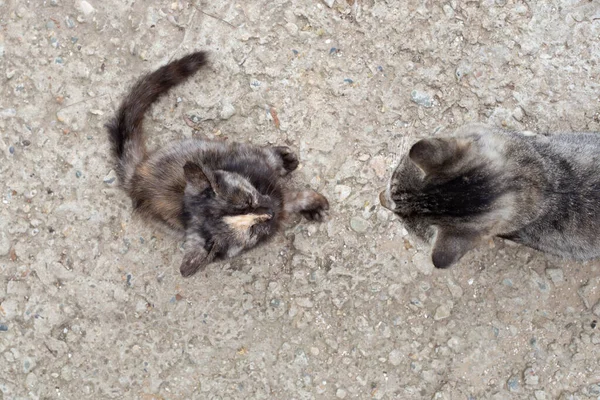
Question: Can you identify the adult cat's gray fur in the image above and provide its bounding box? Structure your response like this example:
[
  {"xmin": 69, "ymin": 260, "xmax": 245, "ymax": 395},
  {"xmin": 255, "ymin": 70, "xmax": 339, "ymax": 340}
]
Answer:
[{"xmin": 380, "ymin": 123, "xmax": 600, "ymax": 269}]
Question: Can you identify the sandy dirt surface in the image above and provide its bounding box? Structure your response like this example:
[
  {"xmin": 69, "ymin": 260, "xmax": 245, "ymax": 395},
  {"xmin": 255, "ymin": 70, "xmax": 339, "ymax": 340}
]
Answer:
[{"xmin": 1, "ymin": 0, "xmax": 600, "ymax": 398}]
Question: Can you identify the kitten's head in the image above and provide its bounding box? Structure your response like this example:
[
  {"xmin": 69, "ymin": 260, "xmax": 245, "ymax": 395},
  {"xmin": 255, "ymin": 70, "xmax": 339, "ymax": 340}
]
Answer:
[
  {"xmin": 179, "ymin": 161, "xmax": 282, "ymax": 277},
  {"xmin": 380, "ymin": 132, "xmax": 523, "ymax": 269}
]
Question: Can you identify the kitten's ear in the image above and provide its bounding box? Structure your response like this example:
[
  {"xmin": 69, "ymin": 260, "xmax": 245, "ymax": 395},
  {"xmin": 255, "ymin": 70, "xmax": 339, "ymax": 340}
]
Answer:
[
  {"xmin": 431, "ymin": 227, "xmax": 481, "ymax": 269},
  {"xmin": 180, "ymin": 245, "xmax": 217, "ymax": 277},
  {"xmin": 409, "ymin": 138, "xmax": 469, "ymax": 175},
  {"xmin": 183, "ymin": 162, "xmax": 213, "ymax": 192}
]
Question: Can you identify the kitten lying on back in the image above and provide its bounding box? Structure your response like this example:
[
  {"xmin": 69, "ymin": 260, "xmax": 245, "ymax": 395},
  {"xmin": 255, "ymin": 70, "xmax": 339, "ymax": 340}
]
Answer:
[
  {"xmin": 380, "ymin": 123, "xmax": 600, "ymax": 269},
  {"xmin": 106, "ymin": 51, "xmax": 329, "ymax": 277}
]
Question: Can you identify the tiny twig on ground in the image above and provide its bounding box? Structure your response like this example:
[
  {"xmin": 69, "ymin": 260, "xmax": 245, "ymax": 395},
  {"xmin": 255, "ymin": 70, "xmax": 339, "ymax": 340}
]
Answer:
[{"xmin": 195, "ymin": 6, "xmax": 237, "ymax": 28}]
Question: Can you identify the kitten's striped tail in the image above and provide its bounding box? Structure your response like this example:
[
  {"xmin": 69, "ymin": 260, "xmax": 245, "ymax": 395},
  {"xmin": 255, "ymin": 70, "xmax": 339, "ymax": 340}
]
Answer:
[{"xmin": 106, "ymin": 51, "xmax": 208, "ymax": 187}]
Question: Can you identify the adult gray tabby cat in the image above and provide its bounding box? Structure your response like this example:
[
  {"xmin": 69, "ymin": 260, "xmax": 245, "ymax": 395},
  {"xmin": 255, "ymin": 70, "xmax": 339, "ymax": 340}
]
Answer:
[{"xmin": 380, "ymin": 123, "xmax": 600, "ymax": 268}]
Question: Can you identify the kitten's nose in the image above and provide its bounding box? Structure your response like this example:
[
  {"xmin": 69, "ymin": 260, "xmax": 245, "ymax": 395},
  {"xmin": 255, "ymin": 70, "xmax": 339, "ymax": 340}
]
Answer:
[{"xmin": 379, "ymin": 190, "xmax": 390, "ymax": 210}]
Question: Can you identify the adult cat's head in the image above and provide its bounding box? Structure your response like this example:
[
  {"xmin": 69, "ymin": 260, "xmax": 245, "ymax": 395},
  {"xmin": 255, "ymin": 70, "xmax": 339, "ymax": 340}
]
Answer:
[
  {"xmin": 180, "ymin": 161, "xmax": 283, "ymax": 277},
  {"xmin": 380, "ymin": 124, "xmax": 543, "ymax": 268}
]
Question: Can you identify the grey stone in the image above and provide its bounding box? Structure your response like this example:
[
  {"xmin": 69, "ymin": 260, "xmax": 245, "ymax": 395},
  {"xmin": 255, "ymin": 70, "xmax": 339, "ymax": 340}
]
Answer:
[
  {"xmin": 79, "ymin": 0, "xmax": 95, "ymax": 15},
  {"xmin": 350, "ymin": 216, "xmax": 369, "ymax": 233},
  {"xmin": 0, "ymin": 231, "xmax": 10, "ymax": 256},
  {"xmin": 434, "ymin": 302, "xmax": 453, "ymax": 321},
  {"xmin": 534, "ymin": 391, "xmax": 547, "ymax": 400},
  {"xmin": 524, "ymin": 367, "xmax": 539, "ymax": 386},
  {"xmin": 0, "ymin": 108, "xmax": 16, "ymax": 118},
  {"xmin": 219, "ymin": 101, "xmax": 236, "ymax": 120},
  {"xmin": 388, "ymin": 349, "xmax": 402, "ymax": 366},
  {"xmin": 410, "ymin": 90, "xmax": 433, "ymax": 108},
  {"xmin": 335, "ymin": 185, "xmax": 352, "ymax": 202},
  {"xmin": 507, "ymin": 375, "xmax": 519, "ymax": 392},
  {"xmin": 545, "ymin": 268, "xmax": 564, "ymax": 284},
  {"xmin": 578, "ymin": 278, "xmax": 600, "ymax": 309},
  {"xmin": 103, "ymin": 170, "xmax": 117, "ymax": 185}
]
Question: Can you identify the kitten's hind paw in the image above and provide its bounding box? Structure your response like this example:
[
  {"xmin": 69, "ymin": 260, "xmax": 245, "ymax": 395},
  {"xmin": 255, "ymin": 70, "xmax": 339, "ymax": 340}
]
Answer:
[
  {"xmin": 272, "ymin": 146, "xmax": 299, "ymax": 174},
  {"xmin": 285, "ymin": 190, "xmax": 330, "ymax": 222}
]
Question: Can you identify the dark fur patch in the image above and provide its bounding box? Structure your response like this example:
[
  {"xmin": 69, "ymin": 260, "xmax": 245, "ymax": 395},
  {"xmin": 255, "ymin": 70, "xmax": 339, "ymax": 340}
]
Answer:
[
  {"xmin": 106, "ymin": 52, "xmax": 207, "ymax": 182},
  {"xmin": 393, "ymin": 167, "xmax": 502, "ymax": 218}
]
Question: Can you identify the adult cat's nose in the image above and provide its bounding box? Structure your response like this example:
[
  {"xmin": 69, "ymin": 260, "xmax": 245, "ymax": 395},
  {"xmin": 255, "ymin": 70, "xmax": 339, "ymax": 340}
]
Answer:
[{"xmin": 379, "ymin": 190, "xmax": 390, "ymax": 210}]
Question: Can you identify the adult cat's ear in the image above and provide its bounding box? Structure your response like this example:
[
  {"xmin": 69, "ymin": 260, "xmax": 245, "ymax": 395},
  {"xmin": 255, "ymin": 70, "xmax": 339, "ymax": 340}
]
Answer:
[
  {"xmin": 409, "ymin": 138, "xmax": 469, "ymax": 175},
  {"xmin": 180, "ymin": 245, "xmax": 217, "ymax": 277},
  {"xmin": 183, "ymin": 162, "xmax": 215, "ymax": 192},
  {"xmin": 431, "ymin": 227, "xmax": 480, "ymax": 269}
]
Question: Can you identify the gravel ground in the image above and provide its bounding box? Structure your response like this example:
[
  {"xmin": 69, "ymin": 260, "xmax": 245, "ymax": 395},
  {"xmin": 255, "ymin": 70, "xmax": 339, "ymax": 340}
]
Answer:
[{"xmin": 2, "ymin": 0, "xmax": 600, "ymax": 399}]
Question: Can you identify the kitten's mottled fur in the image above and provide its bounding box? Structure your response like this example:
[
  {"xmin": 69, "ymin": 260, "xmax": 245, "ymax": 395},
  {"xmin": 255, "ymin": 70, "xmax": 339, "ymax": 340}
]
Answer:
[
  {"xmin": 380, "ymin": 123, "xmax": 600, "ymax": 269},
  {"xmin": 107, "ymin": 52, "xmax": 329, "ymax": 277}
]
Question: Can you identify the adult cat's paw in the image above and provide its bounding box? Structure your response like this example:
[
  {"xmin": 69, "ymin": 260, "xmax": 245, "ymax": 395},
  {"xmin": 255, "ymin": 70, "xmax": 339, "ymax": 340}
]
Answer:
[
  {"xmin": 273, "ymin": 146, "xmax": 299, "ymax": 174},
  {"xmin": 299, "ymin": 192, "xmax": 330, "ymax": 222}
]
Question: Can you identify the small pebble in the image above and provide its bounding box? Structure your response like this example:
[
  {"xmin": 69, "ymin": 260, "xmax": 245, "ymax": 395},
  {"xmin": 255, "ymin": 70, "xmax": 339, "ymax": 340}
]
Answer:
[
  {"xmin": 336, "ymin": 388, "xmax": 347, "ymax": 399},
  {"xmin": 588, "ymin": 384, "xmax": 600, "ymax": 396},
  {"xmin": 507, "ymin": 375, "xmax": 520, "ymax": 392},
  {"xmin": 46, "ymin": 21, "xmax": 56, "ymax": 29},
  {"xmin": 350, "ymin": 216, "xmax": 369, "ymax": 233},
  {"xmin": 75, "ymin": 171, "xmax": 82, "ymax": 178},
  {"xmin": 534, "ymin": 390, "xmax": 547, "ymax": 400},
  {"xmin": 334, "ymin": 185, "xmax": 351, "ymax": 201},
  {"xmin": 103, "ymin": 170, "xmax": 117, "ymax": 185},
  {"xmin": 0, "ymin": 108, "xmax": 17, "ymax": 118},
  {"xmin": 343, "ymin": 78, "xmax": 354, "ymax": 84},
  {"xmin": 220, "ymin": 101, "xmax": 236, "ymax": 120},
  {"xmin": 9, "ymin": 146, "xmax": 14, "ymax": 154},
  {"xmin": 0, "ymin": 232, "xmax": 10, "ymax": 256},
  {"xmin": 322, "ymin": 0, "xmax": 335, "ymax": 7},
  {"xmin": 578, "ymin": 278, "xmax": 600, "ymax": 308},
  {"xmin": 66, "ymin": 17, "xmax": 76, "ymax": 29},
  {"xmin": 79, "ymin": 0, "xmax": 95, "ymax": 15},
  {"xmin": 270, "ymin": 298, "xmax": 281, "ymax": 307},
  {"xmin": 296, "ymin": 297, "xmax": 313, "ymax": 308},
  {"xmin": 411, "ymin": 90, "xmax": 433, "ymax": 108},
  {"xmin": 412, "ymin": 252, "xmax": 433, "ymax": 275},
  {"xmin": 443, "ymin": 4, "xmax": 454, "ymax": 18},
  {"xmin": 434, "ymin": 303, "xmax": 452, "ymax": 320},
  {"xmin": 524, "ymin": 367, "xmax": 539, "ymax": 386},
  {"xmin": 388, "ymin": 349, "xmax": 403, "ymax": 366},
  {"xmin": 0, "ymin": 323, "xmax": 7, "ymax": 331},
  {"xmin": 545, "ymin": 268, "xmax": 564, "ymax": 284}
]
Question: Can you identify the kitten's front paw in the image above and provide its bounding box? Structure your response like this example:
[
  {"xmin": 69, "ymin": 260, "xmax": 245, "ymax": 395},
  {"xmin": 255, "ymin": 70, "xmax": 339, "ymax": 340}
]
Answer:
[
  {"xmin": 273, "ymin": 146, "xmax": 299, "ymax": 174},
  {"xmin": 300, "ymin": 192, "xmax": 330, "ymax": 222}
]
